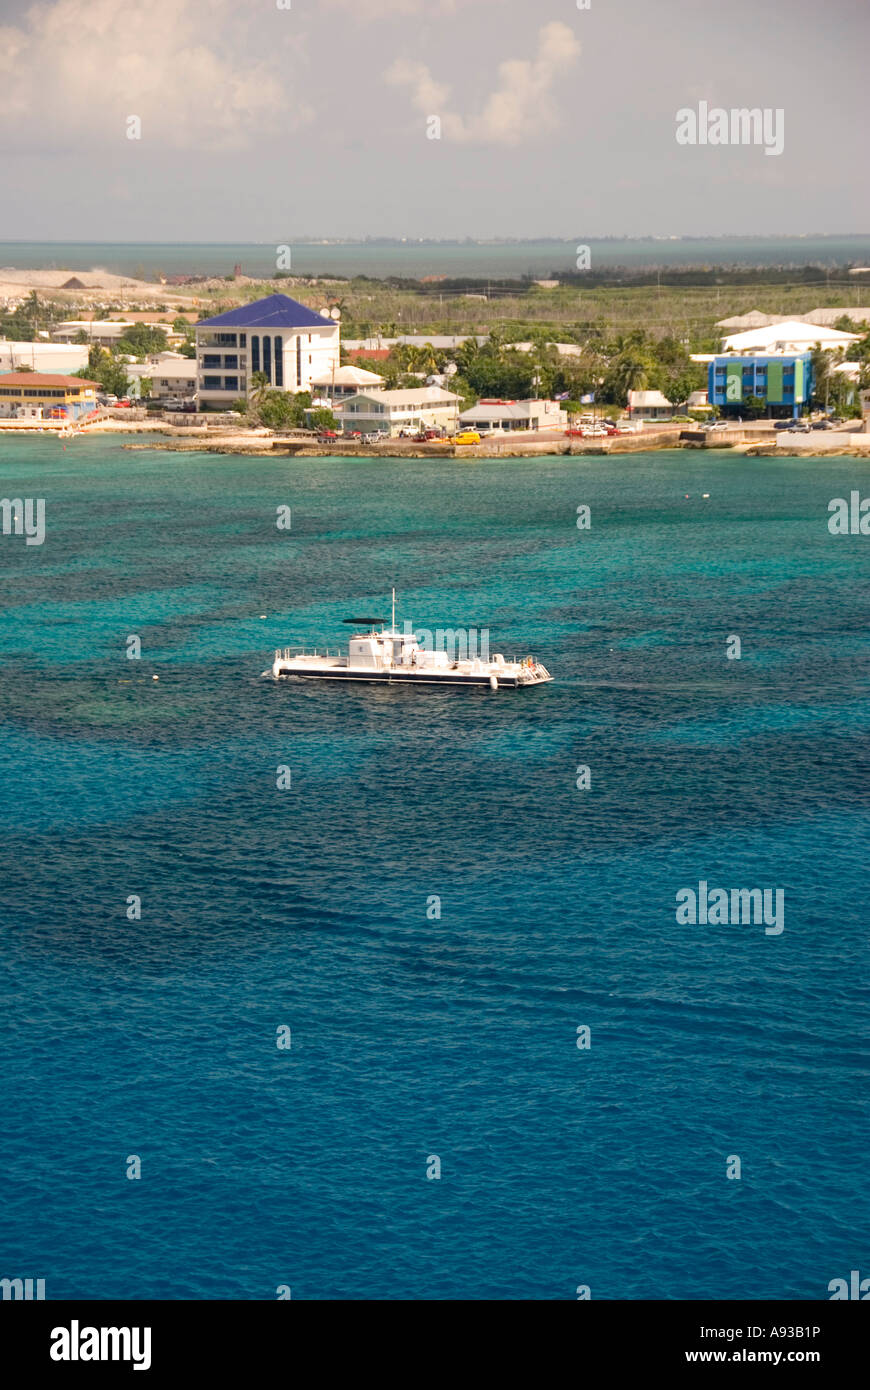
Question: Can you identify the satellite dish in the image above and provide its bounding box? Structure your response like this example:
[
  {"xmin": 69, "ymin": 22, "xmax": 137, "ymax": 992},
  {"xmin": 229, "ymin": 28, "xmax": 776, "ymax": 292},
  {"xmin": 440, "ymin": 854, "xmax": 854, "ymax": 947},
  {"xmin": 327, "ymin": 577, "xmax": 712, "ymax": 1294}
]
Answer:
[{"xmin": 330, "ymin": 306, "xmax": 341, "ymax": 320}]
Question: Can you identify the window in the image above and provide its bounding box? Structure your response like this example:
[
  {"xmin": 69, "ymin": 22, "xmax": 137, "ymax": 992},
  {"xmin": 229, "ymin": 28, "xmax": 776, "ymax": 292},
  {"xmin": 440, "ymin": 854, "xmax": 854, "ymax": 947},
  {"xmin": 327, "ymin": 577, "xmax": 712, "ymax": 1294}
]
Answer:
[
  {"xmin": 252, "ymin": 336, "xmax": 260, "ymax": 373},
  {"xmin": 203, "ymin": 355, "xmax": 221, "ymax": 368},
  {"xmin": 240, "ymin": 334, "xmax": 246, "ymax": 347},
  {"xmin": 203, "ymin": 376, "xmax": 222, "ymax": 389},
  {"xmin": 262, "ymin": 335, "xmax": 272, "ymax": 383},
  {"xmin": 274, "ymin": 337, "xmax": 283, "ymax": 387},
  {"xmin": 296, "ymin": 337, "xmax": 302, "ymax": 387},
  {"xmin": 224, "ymin": 356, "xmax": 238, "ymax": 370},
  {"xmin": 224, "ymin": 377, "xmax": 238, "ymax": 391}
]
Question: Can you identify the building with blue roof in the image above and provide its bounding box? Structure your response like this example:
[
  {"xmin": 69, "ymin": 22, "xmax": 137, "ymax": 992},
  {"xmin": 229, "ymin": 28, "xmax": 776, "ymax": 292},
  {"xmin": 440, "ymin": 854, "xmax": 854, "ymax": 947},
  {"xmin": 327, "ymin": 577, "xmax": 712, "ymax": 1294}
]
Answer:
[{"xmin": 195, "ymin": 294, "xmax": 340, "ymax": 409}]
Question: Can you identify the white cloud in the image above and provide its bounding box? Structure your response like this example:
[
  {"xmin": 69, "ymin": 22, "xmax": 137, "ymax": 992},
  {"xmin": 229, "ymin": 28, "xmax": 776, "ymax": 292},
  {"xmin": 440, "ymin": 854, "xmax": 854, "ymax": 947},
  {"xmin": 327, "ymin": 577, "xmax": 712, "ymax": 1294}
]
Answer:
[
  {"xmin": 0, "ymin": 0, "xmax": 309, "ymax": 151},
  {"xmin": 387, "ymin": 21, "xmax": 580, "ymax": 144}
]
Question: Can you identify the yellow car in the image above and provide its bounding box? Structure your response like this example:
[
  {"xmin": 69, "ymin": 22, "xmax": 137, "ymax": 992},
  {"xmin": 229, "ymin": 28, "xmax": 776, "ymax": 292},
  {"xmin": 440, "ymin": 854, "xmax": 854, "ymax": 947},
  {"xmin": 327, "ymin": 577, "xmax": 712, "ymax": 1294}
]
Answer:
[{"xmin": 452, "ymin": 430, "xmax": 481, "ymax": 445}]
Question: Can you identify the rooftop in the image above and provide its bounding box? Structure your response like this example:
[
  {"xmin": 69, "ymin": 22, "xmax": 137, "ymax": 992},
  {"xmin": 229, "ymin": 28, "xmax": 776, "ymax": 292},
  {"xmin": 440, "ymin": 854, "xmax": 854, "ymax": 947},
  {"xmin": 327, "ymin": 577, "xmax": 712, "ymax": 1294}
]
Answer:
[
  {"xmin": 310, "ymin": 364, "xmax": 384, "ymax": 387},
  {"xmin": 339, "ymin": 386, "xmax": 460, "ymax": 407},
  {"xmin": 461, "ymin": 399, "xmax": 560, "ymax": 420},
  {"xmin": 628, "ymin": 389, "xmax": 673, "ymax": 408},
  {"xmin": 722, "ymin": 319, "xmax": 859, "ymax": 351},
  {"xmin": 0, "ymin": 372, "xmax": 98, "ymax": 387},
  {"xmin": 197, "ymin": 293, "xmax": 335, "ymax": 330}
]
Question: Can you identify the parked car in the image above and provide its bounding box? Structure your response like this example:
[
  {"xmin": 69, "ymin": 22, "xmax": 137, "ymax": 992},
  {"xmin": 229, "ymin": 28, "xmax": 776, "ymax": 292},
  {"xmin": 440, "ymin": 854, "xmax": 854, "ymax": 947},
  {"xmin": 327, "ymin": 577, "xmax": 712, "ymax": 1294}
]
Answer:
[
  {"xmin": 811, "ymin": 420, "xmax": 831, "ymax": 430},
  {"xmin": 316, "ymin": 430, "xmax": 338, "ymax": 442},
  {"xmin": 452, "ymin": 430, "xmax": 481, "ymax": 445},
  {"xmin": 773, "ymin": 420, "xmax": 792, "ymax": 430},
  {"xmin": 788, "ymin": 423, "xmax": 812, "ymax": 433}
]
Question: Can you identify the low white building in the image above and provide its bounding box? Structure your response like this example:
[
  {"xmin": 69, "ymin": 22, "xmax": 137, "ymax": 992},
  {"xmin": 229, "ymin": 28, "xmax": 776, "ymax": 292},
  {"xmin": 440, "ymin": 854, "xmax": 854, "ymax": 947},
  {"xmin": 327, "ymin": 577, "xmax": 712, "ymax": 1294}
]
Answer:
[
  {"xmin": 127, "ymin": 357, "xmax": 198, "ymax": 401},
  {"xmin": 0, "ymin": 340, "xmax": 88, "ymax": 375},
  {"xmin": 721, "ymin": 320, "xmax": 860, "ymax": 355},
  {"xmin": 458, "ymin": 398, "xmax": 565, "ymax": 433},
  {"xmin": 337, "ymin": 386, "xmax": 460, "ymax": 436},
  {"xmin": 627, "ymin": 389, "xmax": 673, "ymax": 420},
  {"xmin": 51, "ymin": 320, "xmax": 136, "ymax": 345},
  {"xmin": 195, "ymin": 293, "xmax": 340, "ymax": 410}
]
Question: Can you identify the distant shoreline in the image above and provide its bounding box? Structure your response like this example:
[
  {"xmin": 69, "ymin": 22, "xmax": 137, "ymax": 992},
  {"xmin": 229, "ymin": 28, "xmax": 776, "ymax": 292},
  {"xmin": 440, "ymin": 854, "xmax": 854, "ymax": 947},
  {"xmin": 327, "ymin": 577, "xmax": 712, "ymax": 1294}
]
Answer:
[{"xmin": 1, "ymin": 235, "xmax": 868, "ymax": 282}]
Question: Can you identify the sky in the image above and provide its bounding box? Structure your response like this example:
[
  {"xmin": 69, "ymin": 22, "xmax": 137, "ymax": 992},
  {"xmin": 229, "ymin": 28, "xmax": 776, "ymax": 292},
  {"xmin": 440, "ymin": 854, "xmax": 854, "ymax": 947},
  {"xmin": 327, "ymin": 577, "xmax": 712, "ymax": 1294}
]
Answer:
[{"xmin": 0, "ymin": 0, "xmax": 867, "ymax": 241}]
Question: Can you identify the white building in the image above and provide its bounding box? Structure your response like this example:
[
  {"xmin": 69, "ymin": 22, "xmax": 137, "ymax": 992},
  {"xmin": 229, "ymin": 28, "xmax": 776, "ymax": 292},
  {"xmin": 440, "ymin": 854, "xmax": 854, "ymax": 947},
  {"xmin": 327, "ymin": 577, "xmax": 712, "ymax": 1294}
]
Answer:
[
  {"xmin": 721, "ymin": 320, "xmax": 860, "ymax": 355},
  {"xmin": 51, "ymin": 321, "xmax": 137, "ymax": 345},
  {"xmin": 336, "ymin": 386, "xmax": 460, "ymax": 436},
  {"xmin": 627, "ymin": 389, "xmax": 673, "ymax": 419},
  {"xmin": 458, "ymin": 398, "xmax": 565, "ymax": 432},
  {"xmin": 309, "ymin": 364, "xmax": 384, "ymax": 400},
  {"xmin": 0, "ymin": 340, "xmax": 88, "ymax": 375},
  {"xmin": 195, "ymin": 293, "xmax": 340, "ymax": 410},
  {"xmin": 126, "ymin": 357, "xmax": 198, "ymax": 401}
]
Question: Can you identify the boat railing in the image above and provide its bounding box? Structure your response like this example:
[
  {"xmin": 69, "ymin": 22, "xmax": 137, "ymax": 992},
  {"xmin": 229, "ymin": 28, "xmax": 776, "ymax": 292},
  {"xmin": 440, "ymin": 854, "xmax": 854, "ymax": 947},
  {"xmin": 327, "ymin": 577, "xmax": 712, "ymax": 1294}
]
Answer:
[{"xmin": 275, "ymin": 646, "xmax": 336, "ymax": 659}]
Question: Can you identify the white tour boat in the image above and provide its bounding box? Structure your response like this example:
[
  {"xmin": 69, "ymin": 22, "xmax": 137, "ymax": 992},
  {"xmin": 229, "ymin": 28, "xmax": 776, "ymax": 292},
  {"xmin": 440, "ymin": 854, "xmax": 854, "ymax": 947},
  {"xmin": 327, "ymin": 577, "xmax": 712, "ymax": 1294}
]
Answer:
[{"xmin": 264, "ymin": 594, "xmax": 552, "ymax": 690}]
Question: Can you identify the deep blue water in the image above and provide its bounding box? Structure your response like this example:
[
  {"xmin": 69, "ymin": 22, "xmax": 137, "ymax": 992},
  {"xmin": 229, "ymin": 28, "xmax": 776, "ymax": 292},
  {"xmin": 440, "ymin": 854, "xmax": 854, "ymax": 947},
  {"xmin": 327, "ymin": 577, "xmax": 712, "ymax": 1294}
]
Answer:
[{"xmin": 1, "ymin": 439, "xmax": 868, "ymax": 1300}]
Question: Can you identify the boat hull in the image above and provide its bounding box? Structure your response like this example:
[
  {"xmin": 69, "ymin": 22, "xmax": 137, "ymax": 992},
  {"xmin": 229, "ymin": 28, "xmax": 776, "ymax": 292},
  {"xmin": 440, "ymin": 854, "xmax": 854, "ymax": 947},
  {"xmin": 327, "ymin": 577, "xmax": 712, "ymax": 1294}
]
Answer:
[{"xmin": 272, "ymin": 669, "xmax": 542, "ymax": 688}]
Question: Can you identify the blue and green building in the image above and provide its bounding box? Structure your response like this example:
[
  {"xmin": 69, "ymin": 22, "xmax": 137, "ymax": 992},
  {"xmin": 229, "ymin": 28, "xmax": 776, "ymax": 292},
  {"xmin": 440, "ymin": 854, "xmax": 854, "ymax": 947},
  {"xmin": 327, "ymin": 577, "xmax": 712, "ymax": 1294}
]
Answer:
[{"xmin": 708, "ymin": 353, "xmax": 814, "ymax": 418}]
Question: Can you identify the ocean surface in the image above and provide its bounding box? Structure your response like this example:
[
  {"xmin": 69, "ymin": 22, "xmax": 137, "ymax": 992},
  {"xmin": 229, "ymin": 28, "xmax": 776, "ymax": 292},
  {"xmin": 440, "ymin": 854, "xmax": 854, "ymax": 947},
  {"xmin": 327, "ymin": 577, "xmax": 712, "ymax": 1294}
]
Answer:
[
  {"xmin": 1, "ymin": 237, "xmax": 869, "ymax": 281},
  {"xmin": 0, "ymin": 439, "xmax": 868, "ymax": 1300}
]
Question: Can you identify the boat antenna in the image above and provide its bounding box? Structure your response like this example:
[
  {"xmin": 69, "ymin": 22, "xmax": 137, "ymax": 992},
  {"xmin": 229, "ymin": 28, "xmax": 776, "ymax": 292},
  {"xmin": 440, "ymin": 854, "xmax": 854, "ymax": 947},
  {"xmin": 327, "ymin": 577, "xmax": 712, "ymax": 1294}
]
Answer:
[{"xmin": 391, "ymin": 587, "xmax": 396, "ymax": 630}]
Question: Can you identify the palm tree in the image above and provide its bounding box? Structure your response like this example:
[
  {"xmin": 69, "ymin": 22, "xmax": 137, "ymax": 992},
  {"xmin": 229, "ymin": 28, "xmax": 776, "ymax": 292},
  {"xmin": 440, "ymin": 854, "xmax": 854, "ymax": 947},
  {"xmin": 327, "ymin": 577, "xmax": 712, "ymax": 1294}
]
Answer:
[
  {"xmin": 611, "ymin": 351, "xmax": 652, "ymax": 401},
  {"xmin": 248, "ymin": 370, "xmax": 270, "ymax": 423},
  {"xmin": 24, "ymin": 290, "xmax": 41, "ymax": 337}
]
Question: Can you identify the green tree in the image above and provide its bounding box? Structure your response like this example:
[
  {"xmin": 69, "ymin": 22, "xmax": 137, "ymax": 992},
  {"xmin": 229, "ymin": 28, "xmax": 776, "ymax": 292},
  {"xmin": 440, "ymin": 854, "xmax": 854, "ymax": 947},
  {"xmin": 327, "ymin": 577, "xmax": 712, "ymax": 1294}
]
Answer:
[
  {"xmin": 76, "ymin": 349, "xmax": 129, "ymax": 398},
  {"xmin": 116, "ymin": 324, "xmax": 168, "ymax": 356},
  {"xmin": 309, "ymin": 408, "xmax": 338, "ymax": 432},
  {"xmin": 602, "ymin": 350, "xmax": 654, "ymax": 405}
]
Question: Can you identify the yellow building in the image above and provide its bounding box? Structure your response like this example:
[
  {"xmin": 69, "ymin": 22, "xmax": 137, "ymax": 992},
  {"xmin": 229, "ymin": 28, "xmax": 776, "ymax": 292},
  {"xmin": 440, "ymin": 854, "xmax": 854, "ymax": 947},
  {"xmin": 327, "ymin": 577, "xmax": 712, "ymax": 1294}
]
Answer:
[{"xmin": 0, "ymin": 372, "xmax": 99, "ymax": 421}]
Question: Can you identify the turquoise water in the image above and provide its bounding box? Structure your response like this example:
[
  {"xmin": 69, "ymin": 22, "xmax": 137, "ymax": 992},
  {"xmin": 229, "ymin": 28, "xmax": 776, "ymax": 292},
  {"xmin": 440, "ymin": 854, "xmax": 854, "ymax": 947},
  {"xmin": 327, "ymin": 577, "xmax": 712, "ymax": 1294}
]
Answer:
[
  {"xmin": 1, "ymin": 438, "xmax": 868, "ymax": 1299},
  {"xmin": 1, "ymin": 236, "xmax": 869, "ymax": 279}
]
